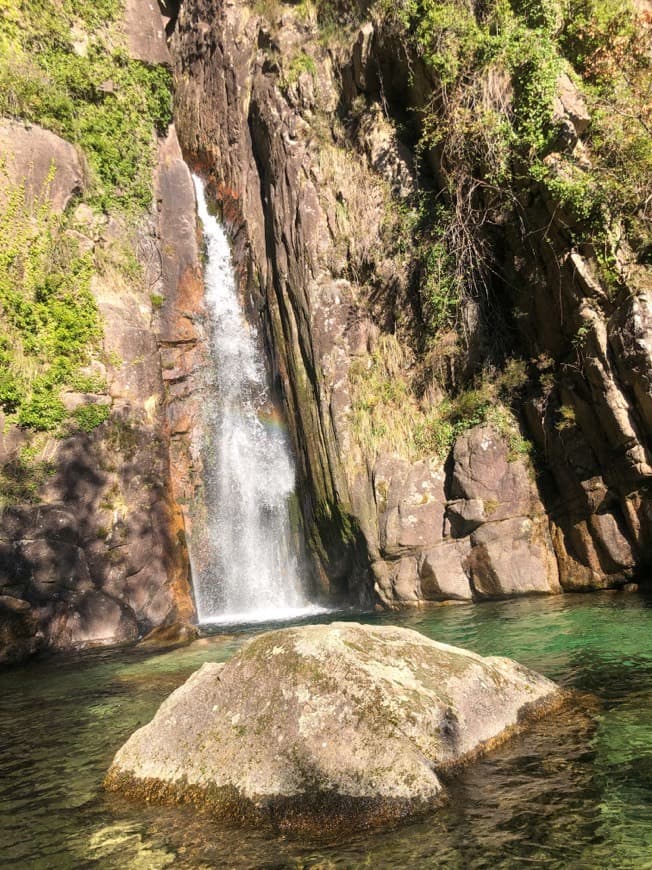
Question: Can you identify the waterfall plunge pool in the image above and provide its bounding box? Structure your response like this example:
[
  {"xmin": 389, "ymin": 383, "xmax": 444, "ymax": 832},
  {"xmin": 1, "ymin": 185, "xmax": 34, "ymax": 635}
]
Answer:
[{"xmin": 2, "ymin": 590, "xmax": 652, "ymax": 868}]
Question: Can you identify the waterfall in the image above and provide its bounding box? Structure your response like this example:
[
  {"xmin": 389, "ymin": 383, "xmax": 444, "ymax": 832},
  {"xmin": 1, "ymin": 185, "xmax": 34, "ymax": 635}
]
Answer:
[{"xmin": 191, "ymin": 174, "xmax": 321, "ymax": 625}]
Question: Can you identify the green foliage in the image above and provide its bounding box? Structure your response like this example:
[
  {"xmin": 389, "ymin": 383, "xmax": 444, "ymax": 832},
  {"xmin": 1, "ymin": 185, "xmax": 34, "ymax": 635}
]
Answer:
[
  {"xmin": 556, "ymin": 403, "xmax": 577, "ymax": 431},
  {"xmin": 414, "ymin": 387, "xmax": 492, "ymax": 456},
  {"xmin": 72, "ymin": 402, "xmax": 111, "ymax": 432},
  {"xmin": 0, "ymin": 0, "xmax": 168, "ymax": 439},
  {"xmin": 508, "ymin": 29, "xmax": 561, "ymax": 155},
  {"xmin": 349, "ymin": 331, "xmax": 531, "ymax": 463},
  {"xmin": 0, "ymin": 173, "xmax": 102, "ymax": 430},
  {"xmin": 369, "ymin": 0, "xmax": 569, "ymax": 341},
  {"xmin": 558, "ymin": 0, "xmax": 651, "ymax": 256},
  {"xmin": 495, "ymin": 357, "xmax": 529, "ymax": 395},
  {"xmin": 376, "ymin": 0, "xmax": 563, "ymax": 156},
  {"xmin": 414, "ymin": 2, "xmax": 484, "ymax": 86},
  {"xmin": 69, "ymin": 371, "xmax": 108, "ymax": 393},
  {"xmin": 283, "ymin": 51, "xmax": 317, "ymax": 87},
  {"xmin": 63, "ymin": 0, "xmax": 122, "ymax": 28},
  {"xmin": 412, "ymin": 384, "xmax": 532, "ymax": 460},
  {"xmin": 529, "ymin": 158, "xmax": 603, "ymax": 224},
  {"xmin": 150, "ymin": 292, "xmax": 165, "ymax": 310},
  {"xmin": 348, "ymin": 334, "xmax": 422, "ymax": 459},
  {"xmin": 418, "ymin": 206, "xmax": 464, "ymax": 333},
  {"xmin": 0, "ymin": 2, "xmax": 172, "ymax": 213},
  {"xmin": 17, "ymin": 388, "xmax": 68, "ymax": 430},
  {"xmin": 371, "ymin": 0, "xmax": 651, "ymax": 348}
]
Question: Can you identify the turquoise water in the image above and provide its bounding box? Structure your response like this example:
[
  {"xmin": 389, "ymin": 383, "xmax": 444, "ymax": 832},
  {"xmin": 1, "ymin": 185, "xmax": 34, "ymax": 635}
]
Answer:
[{"xmin": 2, "ymin": 592, "xmax": 652, "ymax": 868}]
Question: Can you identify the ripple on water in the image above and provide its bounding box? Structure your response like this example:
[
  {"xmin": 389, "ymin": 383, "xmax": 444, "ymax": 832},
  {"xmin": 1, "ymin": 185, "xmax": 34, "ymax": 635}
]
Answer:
[{"xmin": 2, "ymin": 591, "xmax": 652, "ymax": 868}]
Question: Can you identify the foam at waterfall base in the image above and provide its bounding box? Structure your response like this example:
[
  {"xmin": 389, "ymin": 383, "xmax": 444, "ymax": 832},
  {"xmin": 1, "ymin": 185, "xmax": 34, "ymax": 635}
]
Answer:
[{"xmin": 199, "ymin": 603, "xmax": 331, "ymax": 628}]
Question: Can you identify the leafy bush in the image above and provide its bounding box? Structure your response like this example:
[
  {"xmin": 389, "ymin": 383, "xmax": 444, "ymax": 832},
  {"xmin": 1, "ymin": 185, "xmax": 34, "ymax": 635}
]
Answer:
[
  {"xmin": 0, "ymin": 0, "xmax": 170, "ymax": 435},
  {"xmin": 0, "ymin": 2, "xmax": 172, "ymax": 213},
  {"xmin": 371, "ymin": 0, "xmax": 651, "ymax": 341},
  {"xmin": 349, "ymin": 330, "xmax": 531, "ymax": 462},
  {"xmin": 0, "ymin": 172, "xmax": 102, "ymax": 429},
  {"xmin": 150, "ymin": 292, "xmax": 165, "ymax": 310},
  {"xmin": 72, "ymin": 402, "xmax": 111, "ymax": 432},
  {"xmin": 17, "ymin": 392, "xmax": 67, "ymax": 431},
  {"xmin": 0, "ymin": 446, "xmax": 56, "ymax": 509},
  {"xmin": 559, "ymin": 0, "xmax": 651, "ymax": 257},
  {"xmin": 284, "ymin": 51, "xmax": 317, "ymax": 86}
]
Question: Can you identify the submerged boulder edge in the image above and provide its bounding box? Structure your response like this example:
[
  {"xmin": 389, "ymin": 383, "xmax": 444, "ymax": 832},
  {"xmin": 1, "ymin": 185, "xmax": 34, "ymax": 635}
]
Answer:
[{"xmin": 105, "ymin": 622, "xmax": 564, "ymax": 834}]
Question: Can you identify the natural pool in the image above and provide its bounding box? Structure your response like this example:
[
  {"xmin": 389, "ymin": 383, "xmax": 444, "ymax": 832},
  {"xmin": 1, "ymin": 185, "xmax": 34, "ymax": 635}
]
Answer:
[{"xmin": 2, "ymin": 591, "xmax": 652, "ymax": 869}]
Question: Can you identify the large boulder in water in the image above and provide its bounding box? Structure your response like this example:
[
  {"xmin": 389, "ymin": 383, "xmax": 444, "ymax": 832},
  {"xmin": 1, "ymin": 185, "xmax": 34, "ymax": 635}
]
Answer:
[{"xmin": 105, "ymin": 622, "xmax": 561, "ymax": 833}]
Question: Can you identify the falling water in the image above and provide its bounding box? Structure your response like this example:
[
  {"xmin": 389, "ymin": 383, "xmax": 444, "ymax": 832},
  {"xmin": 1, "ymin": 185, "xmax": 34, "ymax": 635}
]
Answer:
[{"xmin": 191, "ymin": 174, "xmax": 321, "ymax": 625}]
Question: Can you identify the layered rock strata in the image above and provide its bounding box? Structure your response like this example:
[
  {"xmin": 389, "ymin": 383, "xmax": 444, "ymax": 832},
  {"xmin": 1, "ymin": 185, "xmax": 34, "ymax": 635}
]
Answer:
[{"xmin": 171, "ymin": 0, "xmax": 651, "ymax": 606}]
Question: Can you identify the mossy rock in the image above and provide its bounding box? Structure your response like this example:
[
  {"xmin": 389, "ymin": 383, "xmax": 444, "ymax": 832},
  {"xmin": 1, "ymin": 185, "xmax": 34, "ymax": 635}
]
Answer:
[{"xmin": 106, "ymin": 622, "xmax": 563, "ymax": 834}]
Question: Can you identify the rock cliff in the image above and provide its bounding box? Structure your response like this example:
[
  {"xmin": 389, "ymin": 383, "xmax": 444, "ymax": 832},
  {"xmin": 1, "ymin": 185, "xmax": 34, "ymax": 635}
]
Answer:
[
  {"xmin": 171, "ymin": 0, "xmax": 651, "ymax": 607},
  {"xmin": 0, "ymin": 0, "xmax": 201, "ymax": 662}
]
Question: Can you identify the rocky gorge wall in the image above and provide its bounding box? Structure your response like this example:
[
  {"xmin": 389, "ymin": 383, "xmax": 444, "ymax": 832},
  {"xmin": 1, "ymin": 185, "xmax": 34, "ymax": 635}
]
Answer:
[
  {"xmin": 0, "ymin": 0, "xmax": 205, "ymax": 663},
  {"xmin": 1, "ymin": 0, "xmax": 651, "ymax": 665},
  {"xmin": 171, "ymin": 0, "xmax": 652, "ymax": 607}
]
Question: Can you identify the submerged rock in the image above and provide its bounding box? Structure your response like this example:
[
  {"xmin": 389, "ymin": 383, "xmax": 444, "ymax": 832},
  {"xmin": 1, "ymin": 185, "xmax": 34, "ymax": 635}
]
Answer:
[
  {"xmin": 0, "ymin": 596, "xmax": 42, "ymax": 666},
  {"xmin": 105, "ymin": 622, "xmax": 561, "ymax": 834},
  {"xmin": 138, "ymin": 621, "xmax": 200, "ymax": 650}
]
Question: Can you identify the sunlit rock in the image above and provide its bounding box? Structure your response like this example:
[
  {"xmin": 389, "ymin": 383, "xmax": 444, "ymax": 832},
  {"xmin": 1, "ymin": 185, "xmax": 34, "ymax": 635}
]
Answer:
[{"xmin": 106, "ymin": 622, "xmax": 561, "ymax": 834}]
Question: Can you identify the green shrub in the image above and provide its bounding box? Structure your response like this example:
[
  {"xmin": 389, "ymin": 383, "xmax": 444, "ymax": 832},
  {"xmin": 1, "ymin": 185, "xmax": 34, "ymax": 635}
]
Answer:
[
  {"xmin": 17, "ymin": 388, "xmax": 67, "ymax": 431},
  {"xmin": 284, "ymin": 51, "xmax": 317, "ymax": 86},
  {"xmin": 72, "ymin": 402, "xmax": 111, "ymax": 432},
  {"xmin": 558, "ymin": 0, "xmax": 651, "ymax": 256},
  {"xmin": 371, "ymin": 0, "xmax": 651, "ymax": 351},
  {"xmin": 0, "ymin": 3, "xmax": 172, "ymax": 213},
  {"xmin": 69, "ymin": 372, "xmax": 108, "ymax": 393},
  {"xmin": 0, "ymin": 447, "xmax": 56, "ymax": 508},
  {"xmin": 0, "ymin": 172, "xmax": 102, "ymax": 429}
]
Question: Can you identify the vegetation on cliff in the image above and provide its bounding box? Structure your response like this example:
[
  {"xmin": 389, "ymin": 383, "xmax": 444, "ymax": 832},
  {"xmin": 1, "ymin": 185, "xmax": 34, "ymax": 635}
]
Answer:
[
  {"xmin": 0, "ymin": 0, "xmax": 172, "ymax": 440},
  {"xmin": 0, "ymin": 0, "xmax": 172, "ymax": 212},
  {"xmin": 258, "ymin": 0, "xmax": 650, "ymax": 467},
  {"xmin": 372, "ymin": 0, "xmax": 651, "ymax": 299}
]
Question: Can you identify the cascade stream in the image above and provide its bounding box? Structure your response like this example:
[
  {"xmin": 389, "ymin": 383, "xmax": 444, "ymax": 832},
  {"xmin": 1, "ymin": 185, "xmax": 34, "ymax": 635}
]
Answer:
[{"xmin": 191, "ymin": 174, "xmax": 320, "ymax": 625}]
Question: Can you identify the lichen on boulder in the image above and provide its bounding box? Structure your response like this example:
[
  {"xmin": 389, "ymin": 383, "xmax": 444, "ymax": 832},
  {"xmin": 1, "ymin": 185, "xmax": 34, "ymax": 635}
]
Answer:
[{"xmin": 105, "ymin": 622, "xmax": 562, "ymax": 834}]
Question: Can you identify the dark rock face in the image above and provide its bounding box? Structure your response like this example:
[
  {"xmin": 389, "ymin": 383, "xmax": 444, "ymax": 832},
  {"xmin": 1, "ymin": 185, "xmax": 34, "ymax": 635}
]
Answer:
[
  {"xmin": 170, "ymin": 1, "xmax": 651, "ymax": 607},
  {"xmin": 0, "ymin": 596, "xmax": 42, "ymax": 665},
  {"xmin": 0, "ymin": 419, "xmax": 192, "ymax": 652},
  {"xmin": 106, "ymin": 622, "xmax": 561, "ymax": 835}
]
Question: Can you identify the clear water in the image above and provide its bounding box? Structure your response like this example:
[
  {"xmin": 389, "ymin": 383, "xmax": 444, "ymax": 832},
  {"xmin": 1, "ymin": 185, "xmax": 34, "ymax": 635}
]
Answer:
[
  {"xmin": 2, "ymin": 592, "xmax": 652, "ymax": 868},
  {"xmin": 190, "ymin": 174, "xmax": 319, "ymax": 624}
]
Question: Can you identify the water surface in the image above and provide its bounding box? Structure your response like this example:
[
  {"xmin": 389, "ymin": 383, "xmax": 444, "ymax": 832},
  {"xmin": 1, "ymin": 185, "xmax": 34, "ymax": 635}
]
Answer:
[{"xmin": 2, "ymin": 592, "xmax": 652, "ymax": 868}]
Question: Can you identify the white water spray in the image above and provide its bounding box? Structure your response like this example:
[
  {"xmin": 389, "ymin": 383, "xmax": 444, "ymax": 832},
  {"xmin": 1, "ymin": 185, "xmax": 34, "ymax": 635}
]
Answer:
[{"xmin": 191, "ymin": 174, "xmax": 322, "ymax": 625}]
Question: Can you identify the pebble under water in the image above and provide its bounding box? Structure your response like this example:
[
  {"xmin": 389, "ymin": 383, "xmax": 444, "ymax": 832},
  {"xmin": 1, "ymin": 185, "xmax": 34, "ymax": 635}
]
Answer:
[{"xmin": 2, "ymin": 592, "xmax": 652, "ymax": 869}]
